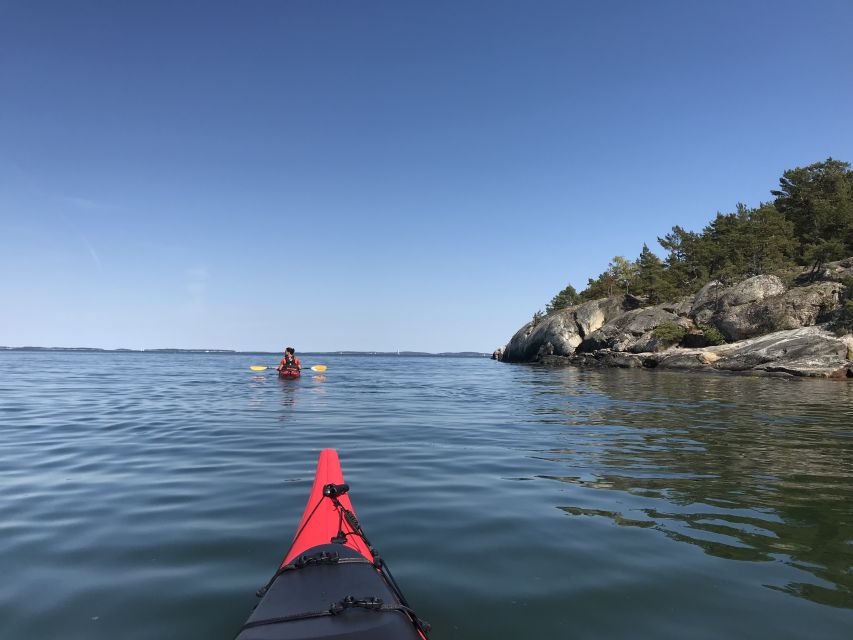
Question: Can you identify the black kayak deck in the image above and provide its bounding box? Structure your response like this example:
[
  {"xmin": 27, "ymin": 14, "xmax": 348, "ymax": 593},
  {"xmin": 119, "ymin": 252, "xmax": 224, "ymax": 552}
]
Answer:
[{"xmin": 235, "ymin": 544, "xmax": 423, "ymax": 640}]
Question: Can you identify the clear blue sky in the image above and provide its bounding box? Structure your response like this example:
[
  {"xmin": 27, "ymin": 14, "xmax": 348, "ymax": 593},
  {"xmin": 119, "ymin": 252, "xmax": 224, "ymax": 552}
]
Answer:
[{"xmin": 1, "ymin": 1, "xmax": 852, "ymax": 352}]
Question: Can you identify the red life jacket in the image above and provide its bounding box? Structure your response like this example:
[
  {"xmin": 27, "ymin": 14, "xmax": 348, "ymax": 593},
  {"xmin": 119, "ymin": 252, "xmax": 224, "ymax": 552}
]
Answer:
[{"xmin": 280, "ymin": 353, "xmax": 301, "ymax": 371}]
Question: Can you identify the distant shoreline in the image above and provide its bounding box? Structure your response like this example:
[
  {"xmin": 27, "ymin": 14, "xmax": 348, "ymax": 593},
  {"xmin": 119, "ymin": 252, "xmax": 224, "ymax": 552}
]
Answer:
[{"xmin": 0, "ymin": 347, "xmax": 490, "ymax": 358}]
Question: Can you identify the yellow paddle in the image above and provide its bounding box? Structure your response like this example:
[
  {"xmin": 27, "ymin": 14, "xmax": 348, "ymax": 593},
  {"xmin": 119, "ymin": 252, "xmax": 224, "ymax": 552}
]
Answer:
[{"xmin": 250, "ymin": 365, "xmax": 327, "ymax": 372}]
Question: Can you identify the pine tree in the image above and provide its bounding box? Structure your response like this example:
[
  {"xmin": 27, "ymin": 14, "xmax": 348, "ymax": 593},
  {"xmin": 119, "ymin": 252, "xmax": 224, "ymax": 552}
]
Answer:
[
  {"xmin": 635, "ymin": 244, "xmax": 678, "ymax": 303},
  {"xmin": 546, "ymin": 284, "xmax": 580, "ymax": 313},
  {"xmin": 609, "ymin": 256, "xmax": 639, "ymax": 295},
  {"xmin": 742, "ymin": 204, "xmax": 797, "ymax": 275},
  {"xmin": 772, "ymin": 158, "xmax": 853, "ymax": 272},
  {"xmin": 658, "ymin": 225, "xmax": 707, "ymax": 293},
  {"xmin": 565, "ymin": 157, "xmax": 852, "ymax": 313}
]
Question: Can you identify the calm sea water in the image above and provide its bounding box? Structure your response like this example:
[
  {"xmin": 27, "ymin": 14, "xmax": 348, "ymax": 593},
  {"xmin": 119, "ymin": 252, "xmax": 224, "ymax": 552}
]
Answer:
[{"xmin": 1, "ymin": 352, "xmax": 852, "ymax": 639}]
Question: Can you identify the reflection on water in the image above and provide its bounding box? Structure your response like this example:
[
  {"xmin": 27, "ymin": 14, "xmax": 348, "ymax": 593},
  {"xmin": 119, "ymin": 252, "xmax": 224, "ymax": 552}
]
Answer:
[{"xmin": 533, "ymin": 369, "xmax": 853, "ymax": 609}]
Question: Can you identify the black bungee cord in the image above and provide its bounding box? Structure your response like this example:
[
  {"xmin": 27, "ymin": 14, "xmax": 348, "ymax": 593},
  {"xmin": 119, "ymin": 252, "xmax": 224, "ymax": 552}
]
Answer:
[{"xmin": 250, "ymin": 482, "xmax": 430, "ymax": 637}]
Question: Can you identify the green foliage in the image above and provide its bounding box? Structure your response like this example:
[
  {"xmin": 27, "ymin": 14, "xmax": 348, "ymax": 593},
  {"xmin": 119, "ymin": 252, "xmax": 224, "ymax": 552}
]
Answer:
[
  {"xmin": 653, "ymin": 322, "xmax": 687, "ymax": 345},
  {"xmin": 693, "ymin": 203, "xmax": 798, "ymax": 283},
  {"xmin": 698, "ymin": 323, "xmax": 727, "ymax": 346},
  {"xmin": 741, "ymin": 204, "xmax": 799, "ymax": 275},
  {"xmin": 681, "ymin": 323, "xmax": 727, "ymax": 348},
  {"xmin": 610, "ymin": 256, "xmax": 639, "ymax": 294},
  {"xmin": 546, "ymin": 284, "xmax": 580, "ymax": 313},
  {"xmin": 658, "ymin": 225, "xmax": 708, "ymax": 292},
  {"xmin": 634, "ymin": 244, "xmax": 679, "ymax": 303},
  {"xmin": 579, "ymin": 273, "xmax": 615, "ymax": 301},
  {"xmin": 577, "ymin": 256, "xmax": 639, "ymax": 301},
  {"xmin": 554, "ymin": 157, "xmax": 853, "ymax": 312},
  {"xmin": 772, "ymin": 158, "xmax": 853, "ymax": 271}
]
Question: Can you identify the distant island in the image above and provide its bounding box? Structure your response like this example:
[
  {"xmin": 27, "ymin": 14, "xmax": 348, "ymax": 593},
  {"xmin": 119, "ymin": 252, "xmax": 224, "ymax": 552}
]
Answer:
[{"xmin": 320, "ymin": 351, "xmax": 489, "ymax": 358}]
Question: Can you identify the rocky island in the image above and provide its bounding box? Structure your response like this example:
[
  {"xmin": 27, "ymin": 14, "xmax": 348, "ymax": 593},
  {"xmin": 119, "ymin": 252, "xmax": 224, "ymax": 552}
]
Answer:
[
  {"xmin": 494, "ymin": 158, "xmax": 853, "ymax": 379},
  {"xmin": 495, "ymin": 262, "xmax": 853, "ymax": 378}
]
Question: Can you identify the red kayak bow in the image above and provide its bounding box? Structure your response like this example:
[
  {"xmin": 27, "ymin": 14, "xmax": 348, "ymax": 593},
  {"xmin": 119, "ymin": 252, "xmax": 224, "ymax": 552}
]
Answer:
[
  {"xmin": 283, "ymin": 449, "xmax": 372, "ymax": 564},
  {"xmin": 235, "ymin": 449, "xmax": 429, "ymax": 640}
]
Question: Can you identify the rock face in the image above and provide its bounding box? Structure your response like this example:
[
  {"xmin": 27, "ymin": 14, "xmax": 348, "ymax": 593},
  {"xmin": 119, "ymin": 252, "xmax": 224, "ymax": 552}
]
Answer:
[
  {"xmin": 829, "ymin": 257, "xmax": 853, "ymax": 281},
  {"xmin": 502, "ymin": 297, "xmax": 635, "ymax": 363},
  {"xmin": 542, "ymin": 326, "xmax": 852, "ymax": 378},
  {"xmin": 579, "ymin": 305, "xmax": 691, "ymax": 353},
  {"xmin": 657, "ymin": 326, "xmax": 852, "ymax": 378},
  {"xmin": 691, "ymin": 276, "xmax": 842, "ymax": 341},
  {"xmin": 574, "ymin": 297, "xmax": 634, "ymax": 336},
  {"xmin": 690, "ymin": 275, "xmax": 788, "ymax": 340},
  {"xmin": 661, "ymin": 296, "xmax": 694, "ymax": 317},
  {"xmin": 502, "ymin": 266, "xmax": 853, "ymax": 379},
  {"xmin": 501, "ymin": 309, "xmax": 580, "ymax": 362}
]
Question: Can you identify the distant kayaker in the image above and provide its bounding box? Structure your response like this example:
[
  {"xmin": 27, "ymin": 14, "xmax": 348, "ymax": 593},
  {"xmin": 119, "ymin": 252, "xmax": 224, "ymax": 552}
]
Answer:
[{"xmin": 277, "ymin": 347, "xmax": 302, "ymax": 375}]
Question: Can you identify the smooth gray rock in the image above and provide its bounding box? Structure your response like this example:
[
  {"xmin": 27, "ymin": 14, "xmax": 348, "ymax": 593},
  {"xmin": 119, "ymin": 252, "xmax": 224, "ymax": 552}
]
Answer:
[
  {"xmin": 502, "ymin": 296, "xmax": 635, "ymax": 362},
  {"xmin": 501, "ymin": 308, "xmax": 581, "ymax": 362},
  {"xmin": 720, "ymin": 274, "xmax": 787, "ymax": 306},
  {"xmin": 575, "ymin": 300, "xmax": 604, "ymax": 337},
  {"xmin": 652, "ymin": 326, "xmax": 852, "ymax": 377},
  {"xmin": 689, "ymin": 280, "xmax": 725, "ymax": 325},
  {"xmin": 501, "ymin": 272, "xmax": 852, "ymax": 378},
  {"xmin": 713, "ymin": 304, "xmax": 777, "ymax": 341},
  {"xmin": 574, "ymin": 296, "xmax": 639, "ymax": 337},
  {"xmin": 579, "ymin": 305, "xmax": 680, "ymax": 353},
  {"xmin": 710, "ymin": 326, "xmax": 850, "ymax": 377},
  {"xmin": 775, "ymin": 281, "xmax": 843, "ymax": 326},
  {"xmin": 714, "ymin": 280, "xmax": 842, "ymax": 341},
  {"xmin": 690, "ymin": 275, "xmax": 786, "ymax": 331},
  {"xmin": 661, "ymin": 296, "xmax": 694, "ymax": 317}
]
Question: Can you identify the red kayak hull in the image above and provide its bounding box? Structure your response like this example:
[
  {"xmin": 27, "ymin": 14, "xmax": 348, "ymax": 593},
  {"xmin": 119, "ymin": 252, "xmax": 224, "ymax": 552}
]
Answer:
[
  {"xmin": 283, "ymin": 449, "xmax": 372, "ymax": 564},
  {"xmin": 235, "ymin": 449, "xmax": 428, "ymax": 639},
  {"xmin": 278, "ymin": 369, "xmax": 301, "ymax": 379}
]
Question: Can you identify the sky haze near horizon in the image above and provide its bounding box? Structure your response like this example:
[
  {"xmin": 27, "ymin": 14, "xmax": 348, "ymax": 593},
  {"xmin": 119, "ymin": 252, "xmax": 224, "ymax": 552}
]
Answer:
[{"xmin": 2, "ymin": 1, "xmax": 852, "ymax": 352}]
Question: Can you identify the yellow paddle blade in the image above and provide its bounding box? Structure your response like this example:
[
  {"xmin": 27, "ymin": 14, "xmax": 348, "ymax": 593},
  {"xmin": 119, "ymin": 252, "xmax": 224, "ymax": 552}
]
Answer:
[
  {"xmin": 249, "ymin": 365, "xmax": 270, "ymax": 371},
  {"xmin": 310, "ymin": 365, "xmax": 327, "ymax": 372}
]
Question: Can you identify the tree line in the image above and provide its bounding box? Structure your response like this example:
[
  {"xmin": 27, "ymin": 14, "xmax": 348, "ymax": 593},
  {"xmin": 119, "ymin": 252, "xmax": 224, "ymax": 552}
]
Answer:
[{"xmin": 546, "ymin": 158, "xmax": 853, "ymax": 313}]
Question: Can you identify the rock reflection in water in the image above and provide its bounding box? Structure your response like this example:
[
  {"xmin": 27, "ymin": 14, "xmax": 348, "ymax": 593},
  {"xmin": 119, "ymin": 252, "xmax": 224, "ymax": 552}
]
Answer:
[{"xmin": 533, "ymin": 368, "xmax": 853, "ymax": 609}]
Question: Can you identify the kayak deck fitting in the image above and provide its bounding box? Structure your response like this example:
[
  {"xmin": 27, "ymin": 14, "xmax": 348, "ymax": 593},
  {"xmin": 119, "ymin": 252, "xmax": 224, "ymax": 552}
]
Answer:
[{"xmin": 235, "ymin": 449, "xmax": 429, "ymax": 640}]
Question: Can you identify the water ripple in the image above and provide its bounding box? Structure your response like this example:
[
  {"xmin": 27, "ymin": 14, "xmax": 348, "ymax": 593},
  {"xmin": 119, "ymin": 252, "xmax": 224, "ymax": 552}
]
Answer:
[{"xmin": 0, "ymin": 353, "xmax": 851, "ymax": 638}]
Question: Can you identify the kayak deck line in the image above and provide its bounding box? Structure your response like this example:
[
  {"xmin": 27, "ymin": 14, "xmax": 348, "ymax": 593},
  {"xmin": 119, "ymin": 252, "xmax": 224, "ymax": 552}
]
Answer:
[
  {"xmin": 240, "ymin": 594, "xmax": 425, "ymax": 633},
  {"xmin": 255, "ymin": 552, "xmax": 374, "ymax": 599},
  {"xmin": 235, "ymin": 449, "xmax": 429, "ymax": 640}
]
